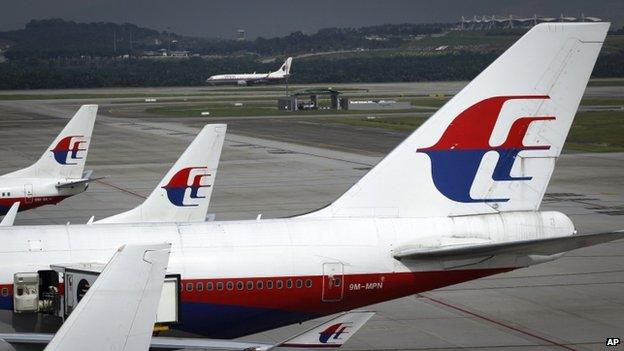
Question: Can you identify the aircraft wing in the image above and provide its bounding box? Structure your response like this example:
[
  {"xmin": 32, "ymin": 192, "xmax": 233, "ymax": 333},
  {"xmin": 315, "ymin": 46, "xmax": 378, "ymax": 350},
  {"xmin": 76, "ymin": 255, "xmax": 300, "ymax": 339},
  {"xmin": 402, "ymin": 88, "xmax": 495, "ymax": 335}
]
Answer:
[
  {"xmin": 0, "ymin": 202, "xmax": 19, "ymax": 226},
  {"xmin": 0, "ymin": 311, "xmax": 374, "ymax": 350},
  {"xmin": 44, "ymin": 243, "xmax": 170, "ymax": 351},
  {"xmin": 394, "ymin": 231, "xmax": 624, "ymax": 260}
]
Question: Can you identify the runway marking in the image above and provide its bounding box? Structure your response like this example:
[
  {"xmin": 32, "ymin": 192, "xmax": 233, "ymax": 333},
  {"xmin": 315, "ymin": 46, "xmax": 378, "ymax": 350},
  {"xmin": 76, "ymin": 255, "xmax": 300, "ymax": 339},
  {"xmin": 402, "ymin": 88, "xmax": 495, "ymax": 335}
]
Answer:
[
  {"xmin": 421, "ymin": 295, "xmax": 579, "ymax": 351},
  {"xmin": 95, "ymin": 179, "xmax": 147, "ymax": 199}
]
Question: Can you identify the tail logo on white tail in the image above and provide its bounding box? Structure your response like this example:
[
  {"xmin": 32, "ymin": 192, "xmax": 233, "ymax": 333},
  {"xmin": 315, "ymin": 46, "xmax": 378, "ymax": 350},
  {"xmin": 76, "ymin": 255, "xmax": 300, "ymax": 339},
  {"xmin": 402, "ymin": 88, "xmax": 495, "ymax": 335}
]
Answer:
[
  {"xmin": 318, "ymin": 322, "xmax": 351, "ymax": 343},
  {"xmin": 161, "ymin": 167, "xmax": 211, "ymax": 207},
  {"xmin": 50, "ymin": 135, "xmax": 87, "ymax": 165},
  {"xmin": 417, "ymin": 95, "xmax": 554, "ymax": 203}
]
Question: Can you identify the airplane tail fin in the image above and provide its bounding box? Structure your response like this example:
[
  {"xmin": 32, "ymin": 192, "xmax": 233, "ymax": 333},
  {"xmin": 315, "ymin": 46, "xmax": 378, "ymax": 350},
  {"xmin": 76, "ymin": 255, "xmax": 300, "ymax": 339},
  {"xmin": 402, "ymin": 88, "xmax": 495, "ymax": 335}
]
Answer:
[
  {"xmin": 276, "ymin": 311, "xmax": 374, "ymax": 349},
  {"xmin": 96, "ymin": 124, "xmax": 226, "ymax": 224},
  {"xmin": 5, "ymin": 105, "xmax": 97, "ymax": 180},
  {"xmin": 305, "ymin": 23, "xmax": 609, "ymax": 218},
  {"xmin": 277, "ymin": 57, "xmax": 292, "ymax": 75}
]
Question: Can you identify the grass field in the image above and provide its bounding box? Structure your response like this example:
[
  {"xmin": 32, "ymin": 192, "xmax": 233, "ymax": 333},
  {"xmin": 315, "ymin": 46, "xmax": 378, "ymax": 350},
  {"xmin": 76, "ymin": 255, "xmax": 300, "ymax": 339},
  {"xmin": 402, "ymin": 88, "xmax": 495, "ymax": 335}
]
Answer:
[
  {"xmin": 0, "ymin": 93, "xmax": 213, "ymax": 101},
  {"xmin": 587, "ymin": 79, "xmax": 624, "ymax": 87},
  {"xmin": 331, "ymin": 109, "xmax": 624, "ymax": 153},
  {"xmin": 146, "ymin": 103, "xmax": 421, "ymax": 117},
  {"xmin": 566, "ymin": 110, "xmax": 624, "ymax": 152}
]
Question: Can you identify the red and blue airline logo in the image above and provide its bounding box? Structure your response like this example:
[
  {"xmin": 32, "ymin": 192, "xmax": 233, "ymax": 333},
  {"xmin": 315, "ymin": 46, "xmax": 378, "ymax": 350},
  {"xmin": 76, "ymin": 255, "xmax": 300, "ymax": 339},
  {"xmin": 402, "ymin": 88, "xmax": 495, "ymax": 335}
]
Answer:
[
  {"xmin": 51, "ymin": 135, "xmax": 87, "ymax": 165},
  {"xmin": 161, "ymin": 167, "xmax": 211, "ymax": 207},
  {"xmin": 318, "ymin": 322, "xmax": 350, "ymax": 343},
  {"xmin": 417, "ymin": 96, "xmax": 554, "ymax": 203}
]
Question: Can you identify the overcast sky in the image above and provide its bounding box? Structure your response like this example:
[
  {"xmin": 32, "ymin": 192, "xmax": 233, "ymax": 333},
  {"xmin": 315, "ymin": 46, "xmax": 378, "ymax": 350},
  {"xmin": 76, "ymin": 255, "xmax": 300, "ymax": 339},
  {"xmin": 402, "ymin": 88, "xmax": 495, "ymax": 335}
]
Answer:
[{"xmin": 2, "ymin": 0, "xmax": 622, "ymax": 39}]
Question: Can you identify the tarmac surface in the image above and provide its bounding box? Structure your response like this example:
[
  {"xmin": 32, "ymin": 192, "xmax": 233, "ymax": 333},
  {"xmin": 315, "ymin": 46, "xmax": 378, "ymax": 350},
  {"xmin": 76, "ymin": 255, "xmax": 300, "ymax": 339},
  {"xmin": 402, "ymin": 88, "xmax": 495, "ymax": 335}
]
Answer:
[{"xmin": 0, "ymin": 82, "xmax": 622, "ymax": 350}]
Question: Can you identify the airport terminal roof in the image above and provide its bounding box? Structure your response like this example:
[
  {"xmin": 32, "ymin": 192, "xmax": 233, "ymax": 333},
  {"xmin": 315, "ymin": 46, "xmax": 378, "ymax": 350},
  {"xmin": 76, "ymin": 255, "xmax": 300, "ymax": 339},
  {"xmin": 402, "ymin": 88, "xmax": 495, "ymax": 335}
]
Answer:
[{"xmin": 290, "ymin": 88, "xmax": 341, "ymax": 96}]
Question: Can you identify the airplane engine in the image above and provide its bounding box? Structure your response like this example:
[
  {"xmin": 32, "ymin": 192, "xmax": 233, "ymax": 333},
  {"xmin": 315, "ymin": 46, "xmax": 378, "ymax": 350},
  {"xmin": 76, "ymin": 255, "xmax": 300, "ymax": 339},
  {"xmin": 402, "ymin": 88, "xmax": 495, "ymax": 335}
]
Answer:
[{"xmin": 236, "ymin": 80, "xmax": 247, "ymax": 86}]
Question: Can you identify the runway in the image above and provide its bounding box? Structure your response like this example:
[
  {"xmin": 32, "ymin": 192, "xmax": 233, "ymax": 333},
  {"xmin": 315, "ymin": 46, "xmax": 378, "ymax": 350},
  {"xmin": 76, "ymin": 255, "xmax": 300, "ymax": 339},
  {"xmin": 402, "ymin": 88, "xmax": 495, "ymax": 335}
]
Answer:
[{"xmin": 0, "ymin": 83, "xmax": 622, "ymax": 350}]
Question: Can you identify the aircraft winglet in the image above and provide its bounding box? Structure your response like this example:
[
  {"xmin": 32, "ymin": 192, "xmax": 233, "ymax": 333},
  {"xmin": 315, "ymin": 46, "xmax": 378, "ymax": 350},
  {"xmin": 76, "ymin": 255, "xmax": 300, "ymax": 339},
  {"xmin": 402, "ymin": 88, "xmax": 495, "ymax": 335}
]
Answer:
[
  {"xmin": 0, "ymin": 203, "xmax": 20, "ymax": 226},
  {"xmin": 44, "ymin": 243, "xmax": 171, "ymax": 351}
]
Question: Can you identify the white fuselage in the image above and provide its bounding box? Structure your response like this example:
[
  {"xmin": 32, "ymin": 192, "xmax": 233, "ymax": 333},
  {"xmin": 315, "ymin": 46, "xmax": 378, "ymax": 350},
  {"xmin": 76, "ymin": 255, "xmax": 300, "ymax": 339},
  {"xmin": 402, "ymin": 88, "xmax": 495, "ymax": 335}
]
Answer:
[
  {"xmin": 206, "ymin": 72, "xmax": 288, "ymax": 85},
  {"xmin": 0, "ymin": 211, "xmax": 573, "ymax": 337},
  {"xmin": 0, "ymin": 177, "xmax": 86, "ymax": 215}
]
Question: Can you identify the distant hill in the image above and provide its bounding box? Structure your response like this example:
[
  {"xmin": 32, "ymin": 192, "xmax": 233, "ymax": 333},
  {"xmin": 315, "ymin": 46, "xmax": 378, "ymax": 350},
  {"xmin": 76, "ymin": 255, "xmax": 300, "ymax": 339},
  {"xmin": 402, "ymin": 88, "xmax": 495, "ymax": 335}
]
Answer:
[
  {"xmin": 0, "ymin": 19, "xmax": 456, "ymax": 59},
  {"xmin": 0, "ymin": 19, "xmax": 174, "ymax": 59},
  {"xmin": 0, "ymin": 19, "xmax": 622, "ymax": 89}
]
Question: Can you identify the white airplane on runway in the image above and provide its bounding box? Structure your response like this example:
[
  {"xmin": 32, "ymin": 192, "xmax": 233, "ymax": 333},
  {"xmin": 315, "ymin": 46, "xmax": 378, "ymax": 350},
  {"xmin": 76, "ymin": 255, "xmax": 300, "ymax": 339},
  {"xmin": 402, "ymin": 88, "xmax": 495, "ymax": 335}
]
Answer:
[
  {"xmin": 0, "ymin": 23, "xmax": 621, "ymax": 346},
  {"xmin": 94, "ymin": 124, "xmax": 226, "ymax": 224},
  {"xmin": 0, "ymin": 105, "xmax": 97, "ymax": 216},
  {"xmin": 206, "ymin": 57, "xmax": 292, "ymax": 86}
]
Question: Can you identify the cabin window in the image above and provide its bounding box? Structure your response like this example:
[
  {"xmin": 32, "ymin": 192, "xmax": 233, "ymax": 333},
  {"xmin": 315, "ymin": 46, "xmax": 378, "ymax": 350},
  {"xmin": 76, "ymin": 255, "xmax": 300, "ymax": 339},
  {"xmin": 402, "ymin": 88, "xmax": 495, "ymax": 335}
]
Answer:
[
  {"xmin": 296, "ymin": 279, "xmax": 303, "ymax": 288},
  {"xmin": 246, "ymin": 281, "xmax": 253, "ymax": 290},
  {"xmin": 7, "ymin": 192, "xmax": 10, "ymax": 196},
  {"xmin": 207, "ymin": 282, "xmax": 213, "ymax": 291},
  {"xmin": 1, "ymin": 193, "xmax": 4, "ymax": 197},
  {"xmin": 334, "ymin": 277, "xmax": 342, "ymax": 287},
  {"xmin": 305, "ymin": 279, "xmax": 312, "ymax": 288},
  {"xmin": 266, "ymin": 280, "xmax": 273, "ymax": 289},
  {"xmin": 186, "ymin": 283, "xmax": 193, "ymax": 292},
  {"xmin": 196, "ymin": 282, "xmax": 203, "ymax": 291},
  {"xmin": 286, "ymin": 279, "xmax": 293, "ymax": 289},
  {"xmin": 276, "ymin": 280, "xmax": 283, "ymax": 289},
  {"xmin": 1, "ymin": 288, "xmax": 8, "ymax": 297},
  {"xmin": 217, "ymin": 282, "xmax": 224, "ymax": 291},
  {"xmin": 257, "ymin": 281, "xmax": 263, "ymax": 290},
  {"xmin": 226, "ymin": 282, "xmax": 233, "ymax": 291},
  {"xmin": 236, "ymin": 281, "xmax": 244, "ymax": 290}
]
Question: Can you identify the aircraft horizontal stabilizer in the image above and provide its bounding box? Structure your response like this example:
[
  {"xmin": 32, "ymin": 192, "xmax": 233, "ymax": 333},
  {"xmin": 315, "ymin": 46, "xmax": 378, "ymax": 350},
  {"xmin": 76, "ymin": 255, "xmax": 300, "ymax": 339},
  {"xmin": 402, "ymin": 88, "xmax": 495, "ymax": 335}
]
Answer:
[
  {"xmin": 55, "ymin": 176, "xmax": 104, "ymax": 189},
  {"xmin": 394, "ymin": 230, "xmax": 624, "ymax": 260},
  {"xmin": 0, "ymin": 311, "xmax": 374, "ymax": 350},
  {"xmin": 276, "ymin": 311, "xmax": 374, "ymax": 348}
]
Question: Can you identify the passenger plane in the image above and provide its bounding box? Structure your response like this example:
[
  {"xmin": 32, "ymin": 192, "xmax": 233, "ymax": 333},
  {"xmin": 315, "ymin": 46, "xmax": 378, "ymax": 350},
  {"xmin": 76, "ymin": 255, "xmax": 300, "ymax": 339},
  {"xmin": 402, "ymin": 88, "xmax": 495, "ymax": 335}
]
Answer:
[
  {"xmin": 206, "ymin": 57, "xmax": 292, "ymax": 86},
  {"xmin": 0, "ymin": 23, "xmax": 621, "ymax": 348},
  {"xmin": 0, "ymin": 105, "xmax": 97, "ymax": 215}
]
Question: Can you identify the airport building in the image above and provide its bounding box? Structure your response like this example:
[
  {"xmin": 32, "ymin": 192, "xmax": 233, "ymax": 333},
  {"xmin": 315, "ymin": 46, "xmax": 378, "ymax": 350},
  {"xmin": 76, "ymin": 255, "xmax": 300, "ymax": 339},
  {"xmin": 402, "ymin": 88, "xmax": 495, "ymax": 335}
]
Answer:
[
  {"xmin": 458, "ymin": 13, "xmax": 602, "ymax": 30},
  {"xmin": 278, "ymin": 88, "xmax": 348, "ymax": 111}
]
